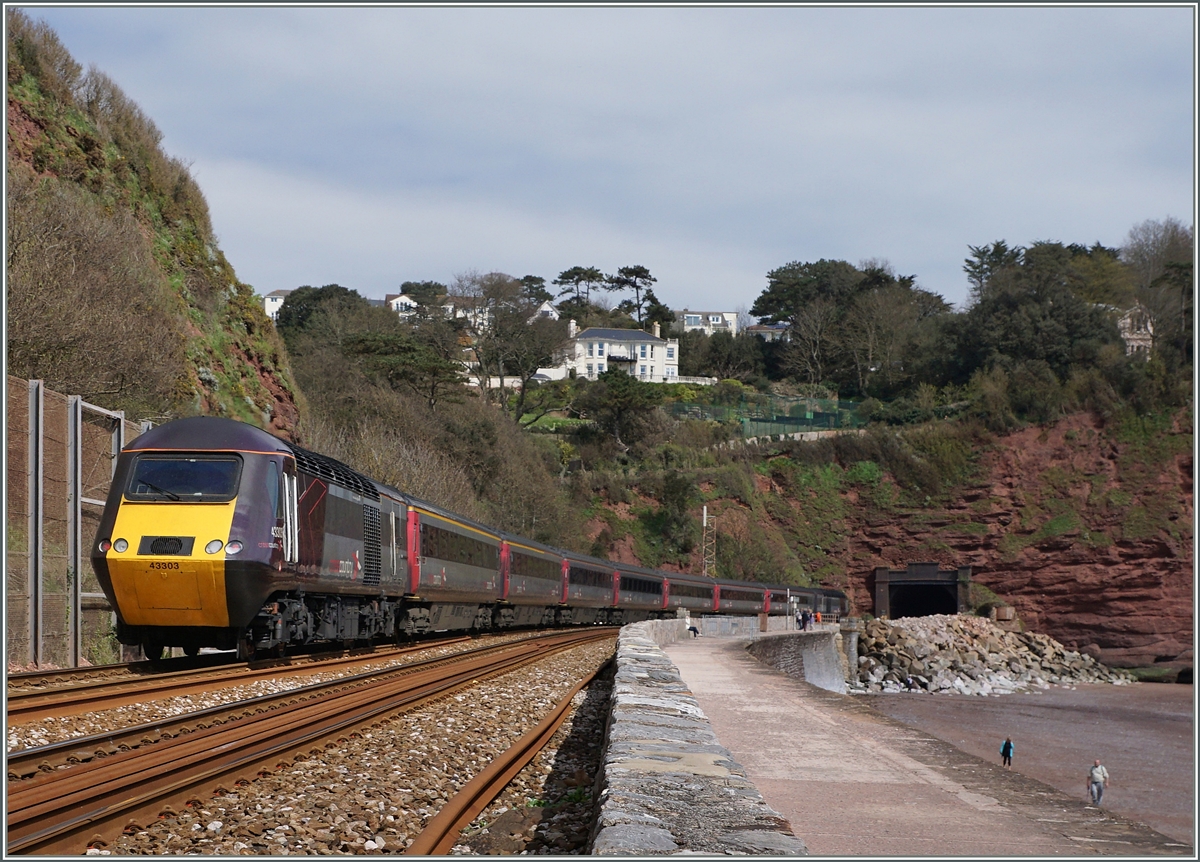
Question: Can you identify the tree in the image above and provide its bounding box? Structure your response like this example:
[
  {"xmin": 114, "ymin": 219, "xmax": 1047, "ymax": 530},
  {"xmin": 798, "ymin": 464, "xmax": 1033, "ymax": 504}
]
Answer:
[
  {"xmin": 518, "ymin": 274, "xmax": 553, "ymax": 304},
  {"xmin": 750, "ymin": 259, "xmax": 864, "ymax": 326},
  {"xmin": 577, "ymin": 368, "xmax": 664, "ymax": 448},
  {"xmin": 499, "ymin": 312, "xmax": 569, "ymax": 420},
  {"xmin": 399, "ymin": 280, "xmax": 447, "ymax": 308},
  {"xmin": 607, "ymin": 265, "xmax": 657, "ymax": 325},
  {"xmin": 552, "ymin": 266, "xmax": 607, "ymax": 305},
  {"xmin": 963, "ymin": 241, "xmax": 1023, "ymax": 303},
  {"xmin": 779, "ymin": 297, "xmax": 840, "ymax": 385},
  {"xmin": 515, "ymin": 376, "xmax": 580, "ymax": 428},
  {"xmin": 275, "ymin": 284, "xmax": 368, "ymax": 337},
  {"xmin": 1122, "ymin": 216, "xmax": 1193, "ymax": 291},
  {"xmin": 960, "ymin": 266, "xmax": 1120, "ymax": 384},
  {"xmin": 348, "ymin": 328, "xmax": 468, "ymax": 410},
  {"xmin": 842, "ymin": 285, "xmax": 918, "ymax": 395},
  {"xmin": 642, "ymin": 289, "xmax": 675, "ymax": 334}
]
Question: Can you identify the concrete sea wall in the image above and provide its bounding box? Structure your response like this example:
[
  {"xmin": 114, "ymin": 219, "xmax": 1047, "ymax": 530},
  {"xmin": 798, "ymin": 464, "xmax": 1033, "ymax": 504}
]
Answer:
[
  {"xmin": 590, "ymin": 619, "xmax": 807, "ymax": 856},
  {"xmin": 745, "ymin": 629, "xmax": 848, "ymax": 694}
]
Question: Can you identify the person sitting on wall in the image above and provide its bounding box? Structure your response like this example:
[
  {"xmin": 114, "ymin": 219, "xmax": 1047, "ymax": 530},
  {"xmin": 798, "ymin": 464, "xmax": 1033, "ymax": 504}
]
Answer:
[{"xmin": 687, "ymin": 624, "xmax": 700, "ymax": 637}]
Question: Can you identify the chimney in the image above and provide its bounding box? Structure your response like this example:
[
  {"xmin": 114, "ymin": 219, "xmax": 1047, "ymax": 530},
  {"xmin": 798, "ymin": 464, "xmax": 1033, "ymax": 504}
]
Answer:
[
  {"xmin": 568, "ymin": 318, "xmax": 577, "ymax": 339},
  {"xmin": 653, "ymin": 321, "xmax": 661, "ymax": 338}
]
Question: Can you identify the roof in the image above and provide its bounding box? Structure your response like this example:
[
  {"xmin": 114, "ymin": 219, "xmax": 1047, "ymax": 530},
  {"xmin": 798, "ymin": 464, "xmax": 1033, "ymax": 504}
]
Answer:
[
  {"xmin": 265, "ymin": 289, "xmax": 293, "ymax": 297},
  {"xmin": 576, "ymin": 327, "xmax": 667, "ymax": 343}
]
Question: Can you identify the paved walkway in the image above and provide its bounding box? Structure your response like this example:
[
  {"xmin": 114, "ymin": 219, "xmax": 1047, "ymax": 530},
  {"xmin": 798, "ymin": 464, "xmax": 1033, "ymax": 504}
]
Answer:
[{"xmin": 664, "ymin": 636, "xmax": 1188, "ymax": 856}]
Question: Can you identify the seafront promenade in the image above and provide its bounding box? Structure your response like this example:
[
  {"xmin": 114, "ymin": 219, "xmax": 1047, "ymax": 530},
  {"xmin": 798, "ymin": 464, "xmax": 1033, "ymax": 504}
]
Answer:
[{"xmin": 663, "ymin": 636, "xmax": 1192, "ymax": 856}]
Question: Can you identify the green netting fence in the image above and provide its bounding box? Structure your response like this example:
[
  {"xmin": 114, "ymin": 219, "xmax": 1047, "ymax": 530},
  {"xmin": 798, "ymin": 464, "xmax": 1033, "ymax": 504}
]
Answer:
[{"xmin": 666, "ymin": 395, "xmax": 865, "ymax": 438}]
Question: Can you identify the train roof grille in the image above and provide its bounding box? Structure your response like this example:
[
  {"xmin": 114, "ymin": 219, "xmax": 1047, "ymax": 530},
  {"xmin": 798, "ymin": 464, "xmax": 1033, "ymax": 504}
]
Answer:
[{"xmin": 290, "ymin": 446, "xmax": 380, "ymax": 501}]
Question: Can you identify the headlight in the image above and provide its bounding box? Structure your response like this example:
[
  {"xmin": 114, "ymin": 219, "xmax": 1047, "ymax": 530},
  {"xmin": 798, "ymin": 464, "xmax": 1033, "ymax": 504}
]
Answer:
[
  {"xmin": 205, "ymin": 540, "xmax": 224, "ymax": 554},
  {"xmin": 226, "ymin": 541, "xmax": 243, "ymax": 555},
  {"xmin": 113, "ymin": 539, "xmax": 128, "ymax": 553}
]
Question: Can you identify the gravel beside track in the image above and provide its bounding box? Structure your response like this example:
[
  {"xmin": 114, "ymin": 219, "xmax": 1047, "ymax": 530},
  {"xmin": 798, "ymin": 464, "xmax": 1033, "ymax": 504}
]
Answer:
[
  {"xmin": 82, "ymin": 640, "xmax": 614, "ymax": 856},
  {"xmin": 452, "ymin": 664, "xmax": 615, "ymax": 855},
  {"xmin": 6, "ymin": 633, "xmax": 539, "ymax": 754}
]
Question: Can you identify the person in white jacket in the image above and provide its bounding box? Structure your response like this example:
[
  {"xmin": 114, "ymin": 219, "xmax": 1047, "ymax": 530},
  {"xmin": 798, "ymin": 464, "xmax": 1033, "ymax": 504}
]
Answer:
[{"xmin": 1087, "ymin": 759, "xmax": 1110, "ymax": 805}]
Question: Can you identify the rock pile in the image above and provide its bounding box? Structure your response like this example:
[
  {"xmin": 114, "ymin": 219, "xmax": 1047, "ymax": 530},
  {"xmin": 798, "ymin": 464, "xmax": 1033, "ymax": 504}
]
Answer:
[{"xmin": 854, "ymin": 614, "xmax": 1135, "ymax": 696}]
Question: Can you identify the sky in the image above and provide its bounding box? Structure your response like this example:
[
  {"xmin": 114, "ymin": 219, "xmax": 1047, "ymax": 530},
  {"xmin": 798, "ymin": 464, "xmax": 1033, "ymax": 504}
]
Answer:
[{"xmin": 22, "ymin": 4, "xmax": 1196, "ymax": 313}]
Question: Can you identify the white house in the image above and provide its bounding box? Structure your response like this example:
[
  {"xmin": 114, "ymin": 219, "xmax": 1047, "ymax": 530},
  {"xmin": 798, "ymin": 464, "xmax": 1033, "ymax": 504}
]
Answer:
[
  {"xmin": 528, "ymin": 300, "xmax": 560, "ymax": 323},
  {"xmin": 383, "ymin": 292, "xmax": 422, "ymax": 319},
  {"xmin": 677, "ymin": 309, "xmax": 739, "ymax": 337},
  {"xmin": 262, "ymin": 289, "xmax": 293, "ymax": 322},
  {"xmin": 744, "ymin": 322, "xmax": 790, "ymax": 342},
  {"xmin": 1117, "ymin": 303, "xmax": 1154, "ymax": 356},
  {"xmin": 558, "ymin": 321, "xmax": 680, "ymax": 382}
]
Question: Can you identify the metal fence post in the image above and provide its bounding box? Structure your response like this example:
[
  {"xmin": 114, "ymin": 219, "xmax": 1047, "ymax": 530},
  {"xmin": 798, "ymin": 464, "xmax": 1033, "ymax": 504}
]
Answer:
[
  {"xmin": 67, "ymin": 395, "xmax": 82, "ymax": 667},
  {"xmin": 27, "ymin": 379, "xmax": 43, "ymax": 667}
]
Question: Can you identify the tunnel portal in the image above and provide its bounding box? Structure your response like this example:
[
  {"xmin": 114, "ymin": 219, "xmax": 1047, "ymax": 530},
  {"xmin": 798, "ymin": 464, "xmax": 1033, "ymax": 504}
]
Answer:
[{"xmin": 874, "ymin": 563, "xmax": 970, "ymax": 619}]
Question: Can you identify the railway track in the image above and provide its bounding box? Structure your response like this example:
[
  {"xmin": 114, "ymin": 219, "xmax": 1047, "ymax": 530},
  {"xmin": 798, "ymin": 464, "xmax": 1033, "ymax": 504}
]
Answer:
[
  {"xmin": 6, "ymin": 638, "xmax": 469, "ymax": 724},
  {"xmin": 7, "ymin": 627, "xmax": 616, "ymax": 856},
  {"xmin": 404, "ymin": 667, "xmax": 602, "ymax": 854}
]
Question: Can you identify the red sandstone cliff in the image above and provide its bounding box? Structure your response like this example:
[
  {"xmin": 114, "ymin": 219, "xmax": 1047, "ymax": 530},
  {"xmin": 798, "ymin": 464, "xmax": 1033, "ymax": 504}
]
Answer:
[
  {"xmin": 587, "ymin": 411, "xmax": 1193, "ymax": 669},
  {"xmin": 848, "ymin": 413, "xmax": 1192, "ymax": 669}
]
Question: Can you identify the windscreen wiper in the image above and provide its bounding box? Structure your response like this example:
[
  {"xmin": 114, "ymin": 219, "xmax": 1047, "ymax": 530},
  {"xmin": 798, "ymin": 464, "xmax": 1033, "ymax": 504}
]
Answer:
[{"xmin": 138, "ymin": 480, "xmax": 180, "ymax": 501}]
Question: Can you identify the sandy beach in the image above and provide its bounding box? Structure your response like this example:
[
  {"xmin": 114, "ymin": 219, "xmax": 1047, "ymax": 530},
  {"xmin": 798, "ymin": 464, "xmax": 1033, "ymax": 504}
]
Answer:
[{"xmin": 866, "ymin": 680, "xmax": 1195, "ymax": 845}]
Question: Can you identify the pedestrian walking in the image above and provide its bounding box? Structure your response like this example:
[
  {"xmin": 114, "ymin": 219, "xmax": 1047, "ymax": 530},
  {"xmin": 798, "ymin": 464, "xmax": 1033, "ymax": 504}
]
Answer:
[
  {"xmin": 800, "ymin": 609, "xmax": 811, "ymax": 631},
  {"xmin": 814, "ymin": 611, "xmax": 822, "ymax": 625},
  {"xmin": 1000, "ymin": 737, "xmax": 1014, "ymax": 768},
  {"xmin": 1086, "ymin": 759, "xmax": 1109, "ymax": 805}
]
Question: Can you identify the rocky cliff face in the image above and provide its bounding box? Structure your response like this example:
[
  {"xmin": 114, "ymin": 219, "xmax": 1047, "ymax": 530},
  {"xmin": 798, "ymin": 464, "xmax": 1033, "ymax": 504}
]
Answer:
[
  {"xmin": 847, "ymin": 413, "xmax": 1192, "ymax": 669},
  {"xmin": 587, "ymin": 411, "xmax": 1192, "ymax": 670}
]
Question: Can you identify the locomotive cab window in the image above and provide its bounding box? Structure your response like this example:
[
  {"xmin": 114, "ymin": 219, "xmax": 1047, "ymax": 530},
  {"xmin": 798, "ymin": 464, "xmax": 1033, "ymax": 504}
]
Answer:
[{"xmin": 125, "ymin": 454, "xmax": 242, "ymax": 503}]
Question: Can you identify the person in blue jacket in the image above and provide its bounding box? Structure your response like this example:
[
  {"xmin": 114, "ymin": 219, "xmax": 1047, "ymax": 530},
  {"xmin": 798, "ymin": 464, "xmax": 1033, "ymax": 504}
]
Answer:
[{"xmin": 1000, "ymin": 736, "xmax": 1014, "ymax": 768}]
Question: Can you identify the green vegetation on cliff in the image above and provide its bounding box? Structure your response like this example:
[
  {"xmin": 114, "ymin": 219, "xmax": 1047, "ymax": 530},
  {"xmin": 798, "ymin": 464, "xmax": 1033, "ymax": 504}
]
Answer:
[{"xmin": 5, "ymin": 10, "xmax": 298, "ymax": 428}]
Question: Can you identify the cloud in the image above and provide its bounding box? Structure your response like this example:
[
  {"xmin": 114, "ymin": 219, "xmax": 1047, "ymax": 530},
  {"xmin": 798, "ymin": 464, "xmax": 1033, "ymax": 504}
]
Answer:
[{"xmin": 30, "ymin": 5, "xmax": 1196, "ymax": 311}]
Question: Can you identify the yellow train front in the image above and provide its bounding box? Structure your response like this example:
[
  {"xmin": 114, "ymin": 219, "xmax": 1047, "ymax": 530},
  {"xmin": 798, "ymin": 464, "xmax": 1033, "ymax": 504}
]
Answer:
[{"xmin": 91, "ymin": 417, "xmax": 296, "ymax": 658}]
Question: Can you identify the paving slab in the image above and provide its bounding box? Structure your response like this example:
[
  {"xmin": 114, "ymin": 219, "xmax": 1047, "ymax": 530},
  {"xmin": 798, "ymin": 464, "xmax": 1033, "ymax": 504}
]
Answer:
[{"xmin": 664, "ymin": 636, "xmax": 1189, "ymax": 856}]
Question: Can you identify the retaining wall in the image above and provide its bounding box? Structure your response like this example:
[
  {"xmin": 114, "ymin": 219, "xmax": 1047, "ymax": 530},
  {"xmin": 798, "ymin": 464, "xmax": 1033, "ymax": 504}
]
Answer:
[
  {"xmin": 590, "ymin": 619, "xmax": 807, "ymax": 856},
  {"xmin": 745, "ymin": 630, "xmax": 848, "ymax": 694}
]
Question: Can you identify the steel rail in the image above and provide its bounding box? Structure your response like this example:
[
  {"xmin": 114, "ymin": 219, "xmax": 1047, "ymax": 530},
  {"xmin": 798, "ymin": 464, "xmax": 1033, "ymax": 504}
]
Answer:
[
  {"xmin": 6, "ymin": 637, "xmax": 470, "ymax": 723},
  {"xmin": 6, "ymin": 628, "xmax": 615, "ymax": 856},
  {"xmin": 2, "ymin": 634, "xmax": 504, "ymax": 779},
  {"xmin": 403, "ymin": 663, "xmax": 605, "ymax": 855}
]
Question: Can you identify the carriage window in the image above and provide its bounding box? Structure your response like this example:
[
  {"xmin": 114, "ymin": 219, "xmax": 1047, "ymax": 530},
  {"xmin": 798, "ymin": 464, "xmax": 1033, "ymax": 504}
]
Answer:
[
  {"xmin": 267, "ymin": 460, "xmax": 281, "ymax": 518},
  {"xmin": 570, "ymin": 567, "xmax": 611, "ymax": 589},
  {"xmin": 126, "ymin": 454, "xmax": 242, "ymax": 502}
]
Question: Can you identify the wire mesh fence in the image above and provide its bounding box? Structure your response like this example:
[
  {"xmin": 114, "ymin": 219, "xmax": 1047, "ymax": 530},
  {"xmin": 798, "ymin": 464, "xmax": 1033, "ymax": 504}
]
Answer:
[
  {"xmin": 666, "ymin": 394, "xmax": 865, "ymax": 437},
  {"xmin": 6, "ymin": 377, "xmax": 146, "ymax": 669}
]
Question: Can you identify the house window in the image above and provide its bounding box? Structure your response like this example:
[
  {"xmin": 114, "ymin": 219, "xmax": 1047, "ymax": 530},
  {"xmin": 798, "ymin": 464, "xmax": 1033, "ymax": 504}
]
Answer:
[
  {"xmin": 639, "ymin": 344, "xmax": 647, "ymax": 358},
  {"xmin": 597, "ymin": 364, "xmax": 604, "ymax": 373},
  {"xmin": 650, "ymin": 345, "xmax": 654, "ymax": 358},
  {"xmin": 685, "ymin": 314, "xmax": 701, "ymax": 327},
  {"xmin": 597, "ymin": 343, "xmax": 605, "ymax": 356},
  {"xmin": 587, "ymin": 343, "xmax": 594, "ymax": 357},
  {"xmin": 667, "ymin": 347, "xmax": 675, "ymax": 359},
  {"xmin": 586, "ymin": 364, "xmax": 593, "ymax": 377},
  {"xmin": 640, "ymin": 365, "xmax": 647, "ymax": 377},
  {"xmin": 709, "ymin": 315, "xmax": 721, "ymax": 323}
]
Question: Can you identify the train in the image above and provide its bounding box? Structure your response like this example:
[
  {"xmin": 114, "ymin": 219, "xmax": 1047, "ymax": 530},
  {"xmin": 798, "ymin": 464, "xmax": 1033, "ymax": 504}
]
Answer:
[{"xmin": 91, "ymin": 417, "xmax": 848, "ymax": 659}]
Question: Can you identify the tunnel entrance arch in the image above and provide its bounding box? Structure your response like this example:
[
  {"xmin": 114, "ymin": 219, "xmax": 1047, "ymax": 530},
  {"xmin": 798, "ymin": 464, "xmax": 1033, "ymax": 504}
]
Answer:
[{"xmin": 873, "ymin": 563, "xmax": 970, "ymax": 619}]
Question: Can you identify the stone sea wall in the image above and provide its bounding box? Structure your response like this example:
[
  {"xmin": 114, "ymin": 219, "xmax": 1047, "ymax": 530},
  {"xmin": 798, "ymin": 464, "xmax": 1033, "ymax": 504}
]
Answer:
[{"xmin": 590, "ymin": 619, "xmax": 806, "ymax": 856}]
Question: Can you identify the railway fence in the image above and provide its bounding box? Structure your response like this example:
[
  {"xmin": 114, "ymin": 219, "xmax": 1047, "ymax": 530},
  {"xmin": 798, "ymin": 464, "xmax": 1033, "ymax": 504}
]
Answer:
[{"xmin": 6, "ymin": 376, "xmax": 149, "ymax": 669}]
